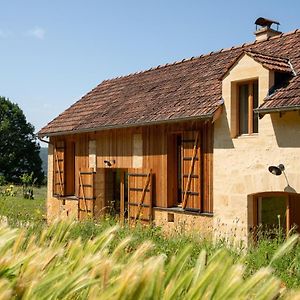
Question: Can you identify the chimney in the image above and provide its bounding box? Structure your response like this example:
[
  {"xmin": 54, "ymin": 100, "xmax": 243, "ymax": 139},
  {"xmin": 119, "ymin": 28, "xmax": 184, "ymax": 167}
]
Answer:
[{"xmin": 254, "ymin": 17, "xmax": 281, "ymax": 41}]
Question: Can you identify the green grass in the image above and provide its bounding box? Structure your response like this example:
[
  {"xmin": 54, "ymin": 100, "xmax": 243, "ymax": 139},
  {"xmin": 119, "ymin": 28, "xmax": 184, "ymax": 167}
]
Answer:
[
  {"xmin": 0, "ymin": 186, "xmax": 300, "ymax": 289},
  {"xmin": 0, "ymin": 185, "xmax": 46, "ymax": 226}
]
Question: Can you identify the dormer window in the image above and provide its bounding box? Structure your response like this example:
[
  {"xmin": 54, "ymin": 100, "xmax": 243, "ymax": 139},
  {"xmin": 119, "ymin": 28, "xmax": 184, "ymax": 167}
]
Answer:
[
  {"xmin": 238, "ymin": 80, "xmax": 258, "ymax": 135},
  {"xmin": 221, "ymin": 49, "xmax": 294, "ymax": 139}
]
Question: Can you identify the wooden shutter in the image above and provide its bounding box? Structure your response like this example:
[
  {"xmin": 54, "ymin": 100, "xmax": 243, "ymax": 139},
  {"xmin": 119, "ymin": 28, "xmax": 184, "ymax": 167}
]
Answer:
[
  {"xmin": 78, "ymin": 168, "xmax": 96, "ymax": 220},
  {"xmin": 53, "ymin": 141, "xmax": 65, "ymax": 197},
  {"xmin": 128, "ymin": 169, "xmax": 152, "ymax": 223},
  {"xmin": 182, "ymin": 131, "xmax": 201, "ymax": 211}
]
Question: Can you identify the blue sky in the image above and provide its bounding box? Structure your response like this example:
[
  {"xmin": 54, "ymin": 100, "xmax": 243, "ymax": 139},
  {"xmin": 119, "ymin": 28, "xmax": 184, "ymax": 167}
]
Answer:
[{"xmin": 1, "ymin": 0, "xmax": 300, "ymax": 135}]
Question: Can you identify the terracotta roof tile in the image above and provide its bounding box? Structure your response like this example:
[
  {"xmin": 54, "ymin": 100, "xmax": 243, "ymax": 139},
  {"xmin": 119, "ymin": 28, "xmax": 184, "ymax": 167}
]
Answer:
[
  {"xmin": 245, "ymin": 50, "xmax": 294, "ymax": 73},
  {"xmin": 39, "ymin": 30, "xmax": 300, "ymax": 136}
]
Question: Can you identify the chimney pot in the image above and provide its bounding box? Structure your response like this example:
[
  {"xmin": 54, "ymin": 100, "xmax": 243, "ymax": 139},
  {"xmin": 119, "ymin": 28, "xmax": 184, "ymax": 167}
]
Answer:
[{"xmin": 254, "ymin": 17, "xmax": 281, "ymax": 41}]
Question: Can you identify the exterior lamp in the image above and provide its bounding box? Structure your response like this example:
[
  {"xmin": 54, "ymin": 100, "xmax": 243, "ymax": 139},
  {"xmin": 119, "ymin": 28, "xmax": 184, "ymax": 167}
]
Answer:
[
  {"xmin": 268, "ymin": 163, "xmax": 296, "ymax": 194},
  {"xmin": 104, "ymin": 160, "xmax": 115, "ymax": 167},
  {"xmin": 268, "ymin": 164, "xmax": 285, "ymax": 176}
]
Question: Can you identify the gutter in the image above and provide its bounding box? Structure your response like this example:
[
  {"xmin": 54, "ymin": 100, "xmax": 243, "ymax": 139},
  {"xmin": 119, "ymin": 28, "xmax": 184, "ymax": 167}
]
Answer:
[
  {"xmin": 38, "ymin": 136, "xmax": 52, "ymax": 145},
  {"xmin": 38, "ymin": 107, "xmax": 223, "ymax": 138},
  {"xmin": 254, "ymin": 104, "xmax": 300, "ymax": 115}
]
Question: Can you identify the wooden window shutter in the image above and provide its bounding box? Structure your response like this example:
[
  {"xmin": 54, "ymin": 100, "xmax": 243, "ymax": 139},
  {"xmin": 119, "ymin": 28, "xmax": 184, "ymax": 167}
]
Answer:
[
  {"xmin": 53, "ymin": 141, "xmax": 65, "ymax": 197},
  {"xmin": 128, "ymin": 168, "xmax": 152, "ymax": 224},
  {"xmin": 78, "ymin": 168, "xmax": 96, "ymax": 220},
  {"xmin": 182, "ymin": 131, "xmax": 201, "ymax": 211}
]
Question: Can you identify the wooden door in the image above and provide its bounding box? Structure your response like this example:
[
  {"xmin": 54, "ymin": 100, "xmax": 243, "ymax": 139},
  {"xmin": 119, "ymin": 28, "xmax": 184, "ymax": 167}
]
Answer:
[
  {"xmin": 182, "ymin": 131, "xmax": 201, "ymax": 211},
  {"xmin": 128, "ymin": 169, "xmax": 152, "ymax": 223},
  {"xmin": 78, "ymin": 168, "xmax": 96, "ymax": 220}
]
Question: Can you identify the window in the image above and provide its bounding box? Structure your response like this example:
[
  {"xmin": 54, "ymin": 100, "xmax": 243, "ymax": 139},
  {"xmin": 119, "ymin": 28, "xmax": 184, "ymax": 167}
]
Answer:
[{"xmin": 237, "ymin": 81, "xmax": 258, "ymax": 135}]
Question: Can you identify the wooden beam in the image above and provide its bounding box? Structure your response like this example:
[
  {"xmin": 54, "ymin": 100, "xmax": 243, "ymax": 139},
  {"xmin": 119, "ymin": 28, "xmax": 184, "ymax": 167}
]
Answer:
[
  {"xmin": 248, "ymin": 82, "xmax": 253, "ymax": 134},
  {"xmin": 120, "ymin": 170, "xmax": 125, "ymax": 225},
  {"xmin": 286, "ymin": 196, "xmax": 290, "ymax": 235},
  {"xmin": 79, "ymin": 171, "xmax": 88, "ymax": 215}
]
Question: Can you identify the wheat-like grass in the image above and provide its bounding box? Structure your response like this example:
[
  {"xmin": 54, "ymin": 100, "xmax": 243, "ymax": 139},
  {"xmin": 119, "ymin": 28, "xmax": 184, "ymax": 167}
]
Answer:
[{"xmin": 0, "ymin": 220, "xmax": 298, "ymax": 299}]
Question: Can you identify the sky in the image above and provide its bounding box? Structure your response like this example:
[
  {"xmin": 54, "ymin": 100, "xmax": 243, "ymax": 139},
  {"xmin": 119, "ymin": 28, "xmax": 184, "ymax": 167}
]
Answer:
[{"xmin": 1, "ymin": 0, "xmax": 300, "ymax": 137}]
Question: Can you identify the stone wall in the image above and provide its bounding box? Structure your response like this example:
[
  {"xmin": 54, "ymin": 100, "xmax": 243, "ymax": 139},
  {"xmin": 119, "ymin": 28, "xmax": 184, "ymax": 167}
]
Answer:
[
  {"xmin": 214, "ymin": 54, "xmax": 300, "ymax": 242},
  {"xmin": 153, "ymin": 209, "xmax": 213, "ymax": 237}
]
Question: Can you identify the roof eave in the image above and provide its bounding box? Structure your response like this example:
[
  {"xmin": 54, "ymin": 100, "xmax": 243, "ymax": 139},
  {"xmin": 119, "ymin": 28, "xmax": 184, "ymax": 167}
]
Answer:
[
  {"xmin": 254, "ymin": 104, "xmax": 300, "ymax": 116},
  {"xmin": 38, "ymin": 107, "xmax": 222, "ymax": 138}
]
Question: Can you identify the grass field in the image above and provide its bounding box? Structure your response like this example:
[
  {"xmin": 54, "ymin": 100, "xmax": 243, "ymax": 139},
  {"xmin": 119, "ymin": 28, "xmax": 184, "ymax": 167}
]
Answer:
[
  {"xmin": 0, "ymin": 185, "xmax": 46, "ymax": 226},
  {"xmin": 0, "ymin": 186, "xmax": 300, "ymax": 292}
]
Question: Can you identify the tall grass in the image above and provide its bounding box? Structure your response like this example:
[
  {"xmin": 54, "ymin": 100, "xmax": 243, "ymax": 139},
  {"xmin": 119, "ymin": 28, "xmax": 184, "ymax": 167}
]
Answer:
[{"xmin": 0, "ymin": 221, "xmax": 299, "ymax": 299}]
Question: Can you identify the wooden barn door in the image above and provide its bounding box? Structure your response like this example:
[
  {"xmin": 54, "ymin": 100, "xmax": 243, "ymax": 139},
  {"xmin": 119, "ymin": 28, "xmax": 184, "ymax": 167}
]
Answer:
[
  {"xmin": 182, "ymin": 131, "xmax": 201, "ymax": 211},
  {"xmin": 53, "ymin": 141, "xmax": 65, "ymax": 197},
  {"xmin": 78, "ymin": 168, "xmax": 96, "ymax": 220},
  {"xmin": 128, "ymin": 169, "xmax": 152, "ymax": 224}
]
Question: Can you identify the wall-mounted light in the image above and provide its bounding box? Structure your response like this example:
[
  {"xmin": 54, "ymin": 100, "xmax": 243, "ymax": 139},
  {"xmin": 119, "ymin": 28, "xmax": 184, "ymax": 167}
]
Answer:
[
  {"xmin": 268, "ymin": 164, "xmax": 285, "ymax": 176},
  {"xmin": 104, "ymin": 160, "xmax": 115, "ymax": 167},
  {"xmin": 268, "ymin": 163, "xmax": 296, "ymax": 193}
]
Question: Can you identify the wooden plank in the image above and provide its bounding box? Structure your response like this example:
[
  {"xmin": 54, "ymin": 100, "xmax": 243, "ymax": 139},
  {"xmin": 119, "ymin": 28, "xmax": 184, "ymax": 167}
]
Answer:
[
  {"xmin": 128, "ymin": 202, "xmax": 150, "ymax": 208},
  {"xmin": 65, "ymin": 141, "xmax": 75, "ymax": 196},
  {"xmin": 54, "ymin": 142, "xmax": 64, "ymax": 196},
  {"xmin": 182, "ymin": 132, "xmax": 199, "ymax": 209},
  {"xmin": 183, "ymin": 174, "xmax": 198, "ymax": 178},
  {"xmin": 135, "ymin": 172, "xmax": 151, "ymax": 221},
  {"xmin": 128, "ymin": 168, "xmax": 152, "ymax": 224},
  {"xmin": 120, "ymin": 169, "xmax": 125, "ymax": 224},
  {"xmin": 79, "ymin": 171, "xmax": 88, "ymax": 214},
  {"xmin": 128, "ymin": 173, "xmax": 148, "ymax": 177},
  {"xmin": 129, "ymin": 187, "xmax": 150, "ymax": 192},
  {"xmin": 201, "ymin": 122, "xmax": 213, "ymax": 213},
  {"xmin": 248, "ymin": 82, "xmax": 254, "ymax": 134},
  {"xmin": 183, "ymin": 157, "xmax": 199, "ymax": 161}
]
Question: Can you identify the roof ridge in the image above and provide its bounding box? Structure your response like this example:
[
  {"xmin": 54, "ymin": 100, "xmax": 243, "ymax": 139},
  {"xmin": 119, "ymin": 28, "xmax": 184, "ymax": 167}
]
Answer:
[{"xmin": 100, "ymin": 28, "xmax": 300, "ymax": 83}]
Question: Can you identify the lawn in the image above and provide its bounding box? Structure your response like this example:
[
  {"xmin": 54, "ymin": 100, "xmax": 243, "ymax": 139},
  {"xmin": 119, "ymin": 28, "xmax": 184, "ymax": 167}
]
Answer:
[
  {"xmin": 0, "ymin": 185, "xmax": 46, "ymax": 226},
  {"xmin": 0, "ymin": 186, "xmax": 300, "ymax": 291}
]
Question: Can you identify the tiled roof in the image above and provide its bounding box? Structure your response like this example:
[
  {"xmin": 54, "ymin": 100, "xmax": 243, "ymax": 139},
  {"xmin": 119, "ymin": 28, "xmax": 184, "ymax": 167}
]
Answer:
[
  {"xmin": 257, "ymin": 75, "xmax": 300, "ymax": 112},
  {"xmin": 39, "ymin": 29, "xmax": 300, "ymax": 137},
  {"xmin": 245, "ymin": 50, "xmax": 294, "ymax": 74},
  {"xmin": 221, "ymin": 50, "xmax": 294, "ymax": 79}
]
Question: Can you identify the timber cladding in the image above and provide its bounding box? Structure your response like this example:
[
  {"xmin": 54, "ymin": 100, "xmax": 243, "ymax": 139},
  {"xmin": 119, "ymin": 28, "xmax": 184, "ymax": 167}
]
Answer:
[{"xmin": 48, "ymin": 120, "xmax": 213, "ymax": 222}]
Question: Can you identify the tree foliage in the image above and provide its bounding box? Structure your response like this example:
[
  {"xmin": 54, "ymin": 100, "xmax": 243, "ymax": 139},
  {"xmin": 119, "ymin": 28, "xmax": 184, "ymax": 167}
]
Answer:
[{"xmin": 0, "ymin": 96, "xmax": 44, "ymax": 184}]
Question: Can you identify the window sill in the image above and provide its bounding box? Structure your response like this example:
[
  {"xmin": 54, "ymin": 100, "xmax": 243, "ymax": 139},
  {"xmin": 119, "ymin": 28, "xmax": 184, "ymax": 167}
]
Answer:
[
  {"xmin": 153, "ymin": 206, "xmax": 213, "ymax": 217},
  {"xmin": 235, "ymin": 133, "xmax": 259, "ymax": 139}
]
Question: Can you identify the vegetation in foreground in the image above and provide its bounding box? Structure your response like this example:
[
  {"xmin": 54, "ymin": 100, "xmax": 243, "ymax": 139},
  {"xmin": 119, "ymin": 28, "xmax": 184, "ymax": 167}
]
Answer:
[
  {"xmin": 0, "ymin": 221, "xmax": 299, "ymax": 300},
  {"xmin": 0, "ymin": 187, "xmax": 300, "ymax": 294}
]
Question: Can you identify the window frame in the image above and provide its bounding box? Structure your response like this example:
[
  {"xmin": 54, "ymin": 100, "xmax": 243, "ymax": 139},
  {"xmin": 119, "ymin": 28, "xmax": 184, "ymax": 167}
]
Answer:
[{"xmin": 236, "ymin": 80, "xmax": 259, "ymax": 137}]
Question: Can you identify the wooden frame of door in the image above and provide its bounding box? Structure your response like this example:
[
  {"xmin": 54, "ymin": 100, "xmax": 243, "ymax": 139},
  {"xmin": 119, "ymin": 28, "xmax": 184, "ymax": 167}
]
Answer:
[{"xmin": 252, "ymin": 192, "xmax": 300, "ymax": 235}]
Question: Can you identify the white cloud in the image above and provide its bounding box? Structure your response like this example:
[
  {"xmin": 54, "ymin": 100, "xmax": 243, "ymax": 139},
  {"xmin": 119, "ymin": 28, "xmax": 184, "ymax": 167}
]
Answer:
[
  {"xmin": 26, "ymin": 27, "xmax": 46, "ymax": 40},
  {"xmin": 0, "ymin": 29, "xmax": 12, "ymax": 38}
]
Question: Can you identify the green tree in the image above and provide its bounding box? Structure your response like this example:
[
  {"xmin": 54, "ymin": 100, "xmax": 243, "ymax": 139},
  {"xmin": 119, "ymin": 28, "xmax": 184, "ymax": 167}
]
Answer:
[{"xmin": 0, "ymin": 96, "xmax": 44, "ymax": 184}]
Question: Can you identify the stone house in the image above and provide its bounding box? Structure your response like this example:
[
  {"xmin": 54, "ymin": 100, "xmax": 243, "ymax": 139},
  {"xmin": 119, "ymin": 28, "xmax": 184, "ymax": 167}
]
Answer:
[{"xmin": 39, "ymin": 18, "xmax": 300, "ymax": 241}]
